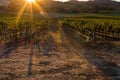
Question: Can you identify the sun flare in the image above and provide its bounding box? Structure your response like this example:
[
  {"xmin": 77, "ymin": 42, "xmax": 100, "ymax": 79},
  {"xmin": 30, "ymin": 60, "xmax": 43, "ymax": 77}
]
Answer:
[
  {"xmin": 15, "ymin": 0, "xmax": 44, "ymax": 23},
  {"xmin": 26, "ymin": 0, "xmax": 35, "ymax": 3}
]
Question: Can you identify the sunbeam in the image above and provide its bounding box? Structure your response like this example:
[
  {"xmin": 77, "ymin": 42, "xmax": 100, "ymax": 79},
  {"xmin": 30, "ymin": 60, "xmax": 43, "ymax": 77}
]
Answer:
[
  {"xmin": 15, "ymin": 2, "xmax": 28, "ymax": 24},
  {"xmin": 33, "ymin": 1, "xmax": 44, "ymax": 15},
  {"xmin": 15, "ymin": 0, "xmax": 44, "ymax": 23},
  {"xmin": 30, "ymin": 2, "xmax": 33, "ymax": 20}
]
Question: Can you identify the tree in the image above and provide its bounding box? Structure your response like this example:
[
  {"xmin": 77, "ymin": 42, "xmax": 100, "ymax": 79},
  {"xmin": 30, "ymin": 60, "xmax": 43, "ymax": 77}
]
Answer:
[
  {"xmin": 69, "ymin": 0, "xmax": 78, "ymax": 1},
  {"xmin": 89, "ymin": 0, "xmax": 94, "ymax": 1},
  {"xmin": 93, "ymin": 0, "xmax": 112, "ymax": 2}
]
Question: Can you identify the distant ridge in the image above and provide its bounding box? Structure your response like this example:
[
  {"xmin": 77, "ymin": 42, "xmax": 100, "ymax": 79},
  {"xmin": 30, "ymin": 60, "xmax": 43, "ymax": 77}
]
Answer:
[{"xmin": 0, "ymin": 0, "xmax": 10, "ymax": 6}]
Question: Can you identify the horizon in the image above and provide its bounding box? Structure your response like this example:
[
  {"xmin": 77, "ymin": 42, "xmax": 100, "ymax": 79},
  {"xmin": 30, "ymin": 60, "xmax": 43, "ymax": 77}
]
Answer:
[{"xmin": 55, "ymin": 0, "xmax": 120, "ymax": 2}]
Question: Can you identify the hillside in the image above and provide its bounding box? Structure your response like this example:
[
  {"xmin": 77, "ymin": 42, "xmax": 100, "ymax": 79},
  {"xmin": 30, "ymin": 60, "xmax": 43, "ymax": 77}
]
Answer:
[
  {"xmin": 0, "ymin": 0, "xmax": 10, "ymax": 6},
  {"xmin": 0, "ymin": 0, "xmax": 120, "ymax": 13}
]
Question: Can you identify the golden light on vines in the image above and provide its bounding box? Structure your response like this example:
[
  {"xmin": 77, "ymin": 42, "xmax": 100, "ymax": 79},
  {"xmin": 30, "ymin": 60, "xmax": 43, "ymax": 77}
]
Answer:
[{"xmin": 15, "ymin": 2, "xmax": 28, "ymax": 23}]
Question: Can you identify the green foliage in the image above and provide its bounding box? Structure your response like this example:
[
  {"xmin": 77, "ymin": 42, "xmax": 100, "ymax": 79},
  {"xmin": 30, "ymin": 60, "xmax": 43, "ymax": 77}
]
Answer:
[
  {"xmin": 60, "ymin": 17, "xmax": 120, "ymax": 35},
  {"xmin": 0, "ymin": 19, "xmax": 52, "ymax": 43}
]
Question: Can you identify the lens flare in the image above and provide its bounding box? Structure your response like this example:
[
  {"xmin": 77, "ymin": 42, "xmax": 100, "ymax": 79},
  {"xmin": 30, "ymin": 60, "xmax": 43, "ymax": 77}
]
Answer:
[
  {"xmin": 15, "ymin": 0, "xmax": 44, "ymax": 23},
  {"xmin": 26, "ymin": 0, "xmax": 35, "ymax": 3}
]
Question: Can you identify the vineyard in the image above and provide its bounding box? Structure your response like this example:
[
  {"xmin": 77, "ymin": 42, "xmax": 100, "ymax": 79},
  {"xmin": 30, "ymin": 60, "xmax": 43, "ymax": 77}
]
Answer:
[
  {"xmin": 59, "ymin": 18, "xmax": 120, "ymax": 42},
  {"xmin": 1, "ymin": 18, "xmax": 120, "ymax": 46},
  {"xmin": 0, "ymin": 16, "xmax": 120, "ymax": 80}
]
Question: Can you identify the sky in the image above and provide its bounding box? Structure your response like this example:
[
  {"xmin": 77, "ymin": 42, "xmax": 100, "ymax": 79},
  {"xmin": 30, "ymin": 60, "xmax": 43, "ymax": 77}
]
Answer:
[{"xmin": 55, "ymin": 0, "xmax": 120, "ymax": 2}]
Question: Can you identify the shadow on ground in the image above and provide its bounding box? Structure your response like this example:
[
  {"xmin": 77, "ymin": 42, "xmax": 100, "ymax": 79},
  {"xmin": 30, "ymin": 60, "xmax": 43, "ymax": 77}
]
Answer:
[
  {"xmin": 63, "ymin": 27, "xmax": 120, "ymax": 80},
  {"xmin": 0, "ymin": 42, "xmax": 18, "ymax": 58}
]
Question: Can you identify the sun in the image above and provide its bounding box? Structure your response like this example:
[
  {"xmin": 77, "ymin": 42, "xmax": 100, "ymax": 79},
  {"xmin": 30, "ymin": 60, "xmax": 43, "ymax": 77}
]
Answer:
[{"xmin": 26, "ymin": 0, "xmax": 35, "ymax": 3}]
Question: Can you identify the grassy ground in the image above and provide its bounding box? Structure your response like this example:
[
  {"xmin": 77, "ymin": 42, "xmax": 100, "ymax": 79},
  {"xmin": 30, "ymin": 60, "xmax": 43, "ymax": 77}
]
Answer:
[{"xmin": 0, "ymin": 13, "xmax": 120, "ymax": 19}]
